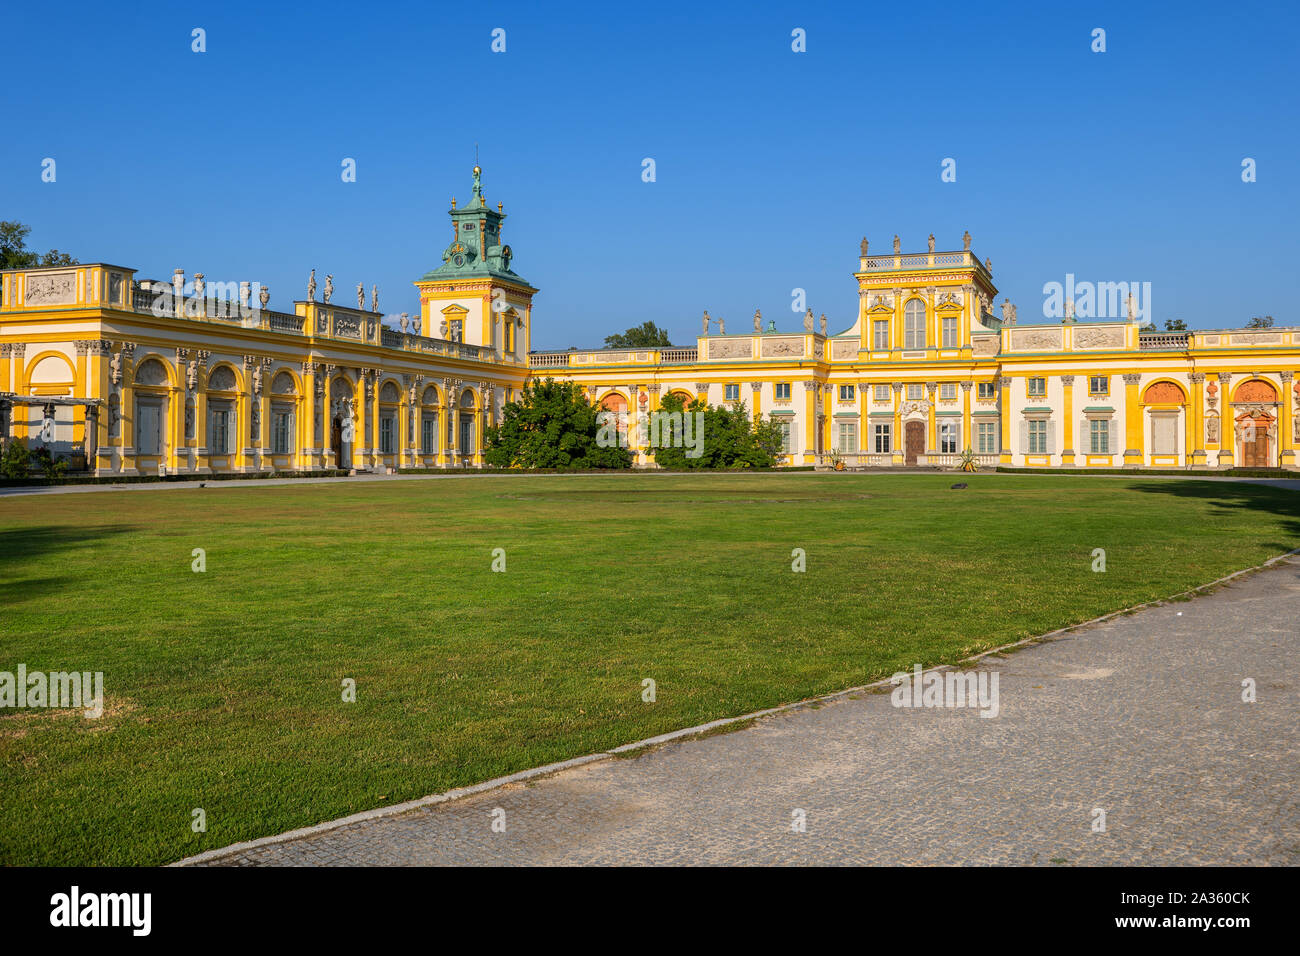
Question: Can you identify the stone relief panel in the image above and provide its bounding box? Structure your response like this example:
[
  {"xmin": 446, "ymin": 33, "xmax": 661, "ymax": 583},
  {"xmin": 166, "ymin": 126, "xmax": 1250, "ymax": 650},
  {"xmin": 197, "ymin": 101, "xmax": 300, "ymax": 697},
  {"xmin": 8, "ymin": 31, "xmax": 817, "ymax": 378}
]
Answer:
[
  {"xmin": 830, "ymin": 339, "xmax": 858, "ymax": 360},
  {"xmin": 1231, "ymin": 332, "xmax": 1283, "ymax": 346},
  {"xmin": 761, "ymin": 337, "xmax": 804, "ymax": 358},
  {"xmin": 1011, "ymin": 328, "xmax": 1063, "ymax": 351},
  {"xmin": 708, "ymin": 338, "xmax": 752, "ymax": 360},
  {"xmin": 207, "ymin": 366, "xmax": 237, "ymax": 391},
  {"xmin": 1073, "ymin": 326, "xmax": 1124, "ymax": 349},
  {"xmin": 134, "ymin": 358, "xmax": 169, "ymax": 386},
  {"xmin": 971, "ymin": 335, "xmax": 999, "ymax": 357},
  {"xmin": 25, "ymin": 271, "xmax": 76, "ymax": 306}
]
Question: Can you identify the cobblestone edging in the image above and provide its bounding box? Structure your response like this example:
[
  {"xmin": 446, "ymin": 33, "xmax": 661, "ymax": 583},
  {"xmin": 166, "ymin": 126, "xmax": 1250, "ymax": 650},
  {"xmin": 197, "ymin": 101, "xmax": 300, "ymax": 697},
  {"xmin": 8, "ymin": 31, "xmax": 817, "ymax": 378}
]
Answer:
[{"xmin": 171, "ymin": 545, "xmax": 1300, "ymax": 867}]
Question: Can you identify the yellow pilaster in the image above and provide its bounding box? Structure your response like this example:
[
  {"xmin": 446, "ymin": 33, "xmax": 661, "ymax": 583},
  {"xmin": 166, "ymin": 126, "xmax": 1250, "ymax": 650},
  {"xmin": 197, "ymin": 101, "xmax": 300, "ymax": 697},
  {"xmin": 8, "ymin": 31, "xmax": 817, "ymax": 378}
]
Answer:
[
  {"xmin": 168, "ymin": 384, "xmax": 183, "ymax": 473},
  {"xmin": 961, "ymin": 381, "xmax": 972, "ymax": 453},
  {"xmin": 1189, "ymin": 373, "xmax": 1205, "ymax": 466},
  {"xmin": 821, "ymin": 383, "xmax": 832, "ymax": 454},
  {"xmin": 925, "ymin": 383, "xmax": 937, "ymax": 452},
  {"xmin": 1123, "ymin": 373, "xmax": 1143, "ymax": 467},
  {"xmin": 121, "ymin": 379, "xmax": 136, "ymax": 473},
  {"xmin": 194, "ymin": 390, "xmax": 207, "ymax": 472},
  {"xmin": 1280, "ymin": 371, "xmax": 1295, "ymax": 467},
  {"xmin": 892, "ymin": 382, "xmax": 903, "ymax": 464},
  {"xmin": 998, "ymin": 374, "xmax": 1013, "ymax": 464},
  {"xmin": 1061, "ymin": 375, "xmax": 1076, "ymax": 465},
  {"xmin": 804, "ymin": 381, "xmax": 817, "ymax": 462},
  {"xmin": 302, "ymin": 365, "xmax": 317, "ymax": 470}
]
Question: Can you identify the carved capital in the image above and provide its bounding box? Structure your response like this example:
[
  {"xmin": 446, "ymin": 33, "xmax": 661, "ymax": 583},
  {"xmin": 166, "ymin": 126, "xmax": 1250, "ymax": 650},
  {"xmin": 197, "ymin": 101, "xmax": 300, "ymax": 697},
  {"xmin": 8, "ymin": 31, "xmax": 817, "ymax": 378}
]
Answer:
[
  {"xmin": 1189, "ymin": 372, "xmax": 1205, "ymax": 383},
  {"xmin": 1060, "ymin": 375, "xmax": 1074, "ymax": 386},
  {"xmin": 960, "ymin": 381, "xmax": 972, "ymax": 392},
  {"xmin": 1123, "ymin": 373, "xmax": 1142, "ymax": 386}
]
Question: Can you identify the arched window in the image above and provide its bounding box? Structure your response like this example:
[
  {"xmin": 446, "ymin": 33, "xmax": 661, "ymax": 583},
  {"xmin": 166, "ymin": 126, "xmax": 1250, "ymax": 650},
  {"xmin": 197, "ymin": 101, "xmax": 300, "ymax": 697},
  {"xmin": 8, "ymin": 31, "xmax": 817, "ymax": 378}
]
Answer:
[{"xmin": 904, "ymin": 300, "xmax": 926, "ymax": 349}]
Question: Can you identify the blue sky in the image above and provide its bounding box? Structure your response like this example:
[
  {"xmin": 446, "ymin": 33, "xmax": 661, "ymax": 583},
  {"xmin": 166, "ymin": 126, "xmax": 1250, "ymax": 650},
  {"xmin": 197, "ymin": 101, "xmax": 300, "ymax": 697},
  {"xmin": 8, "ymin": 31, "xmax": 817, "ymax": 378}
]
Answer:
[{"xmin": 3, "ymin": 0, "xmax": 1296, "ymax": 347}]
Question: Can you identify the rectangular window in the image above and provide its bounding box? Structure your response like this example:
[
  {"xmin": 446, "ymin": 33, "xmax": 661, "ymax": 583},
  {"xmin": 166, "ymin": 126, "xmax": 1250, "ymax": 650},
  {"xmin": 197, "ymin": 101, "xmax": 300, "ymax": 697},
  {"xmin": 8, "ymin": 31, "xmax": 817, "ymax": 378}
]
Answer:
[
  {"xmin": 939, "ymin": 421, "xmax": 957, "ymax": 454},
  {"xmin": 724, "ymin": 384, "xmax": 740, "ymax": 402},
  {"xmin": 873, "ymin": 320, "xmax": 889, "ymax": 350},
  {"xmin": 940, "ymin": 383, "xmax": 957, "ymax": 401},
  {"xmin": 1090, "ymin": 418, "xmax": 1110, "ymax": 454},
  {"xmin": 873, "ymin": 423, "xmax": 891, "ymax": 453},
  {"xmin": 777, "ymin": 420, "xmax": 793, "ymax": 454},
  {"xmin": 977, "ymin": 382, "xmax": 996, "ymax": 400},
  {"xmin": 379, "ymin": 416, "xmax": 395, "ymax": 454},
  {"xmin": 272, "ymin": 410, "xmax": 292, "ymax": 454},
  {"xmin": 1028, "ymin": 419, "xmax": 1048, "ymax": 454},
  {"xmin": 775, "ymin": 382, "xmax": 791, "ymax": 401},
  {"xmin": 907, "ymin": 384, "xmax": 923, "ymax": 400},
  {"xmin": 1089, "ymin": 375, "xmax": 1109, "ymax": 396},
  {"xmin": 836, "ymin": 422, "xmax": 857, "ymax": 453},
  {"xmin": 941, "ymin": 316, "xmax": 957, "ymax": 347},
  {"xmin": 421, "ymin": 416, "xmax": 436, "ymax": 454},
  {"xmin": 977, "ymin": 421, "xmax": 997, "ymax": 454},
  {"xmin": 838, "ymin": 384, "xmax": 855, "ymax": 402},
  {"xmin": 210, "ymin": 408, "xmax": 229, "ymax": 455},
  {"xmin": 873, "ymin": 384, "xmax": 890, "ymax": 402},
  {"xmin": 1027, "ymin": 377, "xmax": 1046, "ymax": 397}
]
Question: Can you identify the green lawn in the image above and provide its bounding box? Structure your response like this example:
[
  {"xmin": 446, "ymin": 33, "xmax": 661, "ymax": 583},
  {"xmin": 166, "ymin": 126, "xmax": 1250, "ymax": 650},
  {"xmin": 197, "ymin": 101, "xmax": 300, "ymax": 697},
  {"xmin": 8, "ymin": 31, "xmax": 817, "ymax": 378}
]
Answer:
[{"xmin": 1, "ymin": 473, "xmax": 1297, "ymax": 865}]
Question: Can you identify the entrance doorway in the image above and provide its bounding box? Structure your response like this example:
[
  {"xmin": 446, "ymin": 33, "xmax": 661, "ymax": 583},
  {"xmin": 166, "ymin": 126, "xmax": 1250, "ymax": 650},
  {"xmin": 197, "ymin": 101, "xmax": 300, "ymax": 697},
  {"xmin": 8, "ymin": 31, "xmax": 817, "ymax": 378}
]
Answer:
[
  {"xmin": 1238, "ymin": 413, "xmax": 1273, "ymax": 467},
  {"xmin": 904, "ymin": 420, "xmax": 925, "ymax": 465}
]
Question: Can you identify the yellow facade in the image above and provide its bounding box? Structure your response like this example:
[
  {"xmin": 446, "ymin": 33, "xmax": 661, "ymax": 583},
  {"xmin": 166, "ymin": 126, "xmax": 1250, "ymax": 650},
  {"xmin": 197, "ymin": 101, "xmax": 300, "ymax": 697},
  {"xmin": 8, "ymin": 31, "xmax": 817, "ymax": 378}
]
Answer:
[{"xmin": 2, "ymin": 174, "xmax": 1299, "ymax": 476}]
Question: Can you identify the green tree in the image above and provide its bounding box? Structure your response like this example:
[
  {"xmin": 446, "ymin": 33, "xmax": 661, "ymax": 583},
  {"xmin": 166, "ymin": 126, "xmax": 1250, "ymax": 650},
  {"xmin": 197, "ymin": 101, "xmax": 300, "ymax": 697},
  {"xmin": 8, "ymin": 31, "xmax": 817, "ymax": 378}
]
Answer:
[
  {"xmin": 1246, "ymin": 315, "xmax": 1274, "ymax": 329},
  {"xmin": 483, "ymin": 377, "xmax": 633, "ymax": 469},
  {"xmin": 0, "ymin": 220, "xmax": 78, "ymax": 269},
  {"xmin": 603, "ymin": 321, "xmax": 673, "ymax": 349},
  {"xmin": 650, "ymin": 392, "xmax": 785, "ymax": 469},
  {"xmin": 1163, "ymin": 318, "xmax": 1188, "ymax": 331}
]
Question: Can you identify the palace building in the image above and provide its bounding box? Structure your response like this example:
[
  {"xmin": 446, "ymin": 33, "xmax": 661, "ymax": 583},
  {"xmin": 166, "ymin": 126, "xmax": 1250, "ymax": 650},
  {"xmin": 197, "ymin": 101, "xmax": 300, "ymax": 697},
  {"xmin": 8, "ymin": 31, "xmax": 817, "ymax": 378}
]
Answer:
[{"xmin": 3, "ymin": 167, "xmax": 1298, "ymax": 475}]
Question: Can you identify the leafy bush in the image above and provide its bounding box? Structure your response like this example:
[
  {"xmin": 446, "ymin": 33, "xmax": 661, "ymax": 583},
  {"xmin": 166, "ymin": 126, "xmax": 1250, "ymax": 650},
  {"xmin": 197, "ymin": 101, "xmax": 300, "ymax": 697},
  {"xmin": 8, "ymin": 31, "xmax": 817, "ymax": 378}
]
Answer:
[{"xmin": 484, "ymin": 378, "xmax": 633, "ymax": 469}]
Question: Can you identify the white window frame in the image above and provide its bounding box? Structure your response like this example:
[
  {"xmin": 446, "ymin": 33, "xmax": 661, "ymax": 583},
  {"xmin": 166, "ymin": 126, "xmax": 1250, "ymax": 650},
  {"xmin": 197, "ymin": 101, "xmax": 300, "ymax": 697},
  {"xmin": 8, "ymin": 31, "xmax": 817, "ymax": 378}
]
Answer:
[
  {"xmin": 904, "ymin": 300, "xmax": 926, "ymax": 349},
  {"xmin": 939, "ymin": 421, "xmax": 957, "ymax": 454},
  {"xmin": 873, "ymin": 320, "xmax": 889, "ymax": 349},
  {"xmin": 873, "ymin": 423, "xmax": 891, "ymax": 453}
]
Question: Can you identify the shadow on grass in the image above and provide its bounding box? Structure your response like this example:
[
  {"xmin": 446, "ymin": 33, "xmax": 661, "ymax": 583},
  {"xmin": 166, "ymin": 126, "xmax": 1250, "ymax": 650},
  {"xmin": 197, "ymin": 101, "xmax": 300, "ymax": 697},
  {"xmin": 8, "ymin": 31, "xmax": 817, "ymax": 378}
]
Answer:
[
  {"xmin": 0, "ymin": 525, "xmax": 138, "ymax": 604},
  {"xmin": 1129, "ymin": 481, "xmax": 1300, "ymax": 548}
]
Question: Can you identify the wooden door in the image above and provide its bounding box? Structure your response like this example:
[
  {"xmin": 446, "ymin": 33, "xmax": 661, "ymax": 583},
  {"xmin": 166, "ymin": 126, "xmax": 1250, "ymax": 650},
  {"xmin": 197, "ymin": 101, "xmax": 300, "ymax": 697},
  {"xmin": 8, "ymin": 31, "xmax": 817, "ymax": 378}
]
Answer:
[
  {"xmin": 905, "ymin": 420, "xmax": 924, "ymax": 465},
  {"xmin": 1241, "ymin": 417, "xmax": 1271, "ymax": 467}
]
